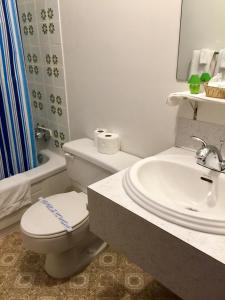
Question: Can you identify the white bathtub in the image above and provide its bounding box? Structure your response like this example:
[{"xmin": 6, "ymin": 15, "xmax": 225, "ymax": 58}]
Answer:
[
  {"xmin": 25, "ymin": 149, "xmax": 67, "ymax": 184},
  {"xmin": 0, "ymin": 149, "xmax": 71, "ymax": 232}
]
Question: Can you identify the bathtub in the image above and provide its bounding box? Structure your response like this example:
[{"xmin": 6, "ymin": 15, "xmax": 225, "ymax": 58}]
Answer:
[{"xmin": 0, "ymin": 149, "xmax": 71, "ymax": 232}]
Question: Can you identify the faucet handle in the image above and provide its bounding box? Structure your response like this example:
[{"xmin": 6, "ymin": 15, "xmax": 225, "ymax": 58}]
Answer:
[{"xmin": 191, "ymin": 136, "xmax": 207, "ymax": 148}]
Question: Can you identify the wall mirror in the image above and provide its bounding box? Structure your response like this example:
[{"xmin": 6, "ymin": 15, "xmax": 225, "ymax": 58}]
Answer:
[{"xmin": 177, "ymin": 0, "xmax": 225, "ymax": 81}]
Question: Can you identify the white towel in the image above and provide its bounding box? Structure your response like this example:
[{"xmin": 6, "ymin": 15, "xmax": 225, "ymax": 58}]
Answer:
[
  {"xmin": 0, "ymin": 173, "xmax": 31, "ymax": 220},
  {"xmin": 200, "ymin": 48, "xmax": 212, "ymax": 65},
  {"xmin": 189, "ymin": 49, "xmax": 214, "ymax": 78},
  {"xmin": 166, "ymin": 91, "xmax": 205, "ymax": 107},
  {"xmin": 214, "ymin": 49, "xmax": 225, "ymax": 75},
  {"xmin": 220, "ymin": 52, "xmax": 225, "ymax": 69},
  {"xmin": 167, "ymin": 93, "xmax": 182, "ymax": 106}
]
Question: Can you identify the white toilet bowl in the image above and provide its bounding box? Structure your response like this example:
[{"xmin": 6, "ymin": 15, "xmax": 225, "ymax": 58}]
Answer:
[
  {"xmin": 20, "ymin": 138, "xmax": 139, "ymax": 279},
  {"xmin": 21, "ymin": 191, "xmax": 106, "ymax": 278}
]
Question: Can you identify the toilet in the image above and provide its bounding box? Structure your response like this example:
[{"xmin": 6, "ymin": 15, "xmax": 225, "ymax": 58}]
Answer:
[{"xmin": 20, "ymin": 138, "xmax": 139, "ymax": 279}]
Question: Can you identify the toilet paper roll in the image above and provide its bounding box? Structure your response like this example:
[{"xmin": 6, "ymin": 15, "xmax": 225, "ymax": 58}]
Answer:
[
  {"xmin": 97, "ymin": 133, "xmax": 120, "ymax": 155},
  {"xmin": 94, "ymin": 128, "xmax": 108, "ymax": 146}
]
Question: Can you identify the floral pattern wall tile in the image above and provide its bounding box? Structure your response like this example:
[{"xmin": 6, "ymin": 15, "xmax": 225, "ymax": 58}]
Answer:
[
  {"xmin": 18, "ymin": 0, "xmax": 70, "ymax": 154},
  {"xmin": 37, "ymin": 0, "xmax": 61, "ymax": 45},
  {"xmin": 47, "ymin": 122, "xmax": 69, "ymax": 153}
]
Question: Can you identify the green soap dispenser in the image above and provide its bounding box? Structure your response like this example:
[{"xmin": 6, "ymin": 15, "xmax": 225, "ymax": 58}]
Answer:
[
  {"xmin": 188, "ymin": 74, "xmax": 201, "ymax": 94},
  {"xmin": 200, "ymin": 72, "xmax": 211, "ymax": 83}
]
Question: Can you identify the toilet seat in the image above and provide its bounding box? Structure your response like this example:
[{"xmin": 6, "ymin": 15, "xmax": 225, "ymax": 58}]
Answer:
[{"xmin": 21, "ymin": 191, "xmax": 89, "ymax": 239}]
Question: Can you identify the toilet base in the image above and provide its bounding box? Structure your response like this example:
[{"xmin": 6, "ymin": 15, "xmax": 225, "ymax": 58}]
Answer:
[{"xmin": 44, "ymin": 238, "xmax": 107, "ymax": 279}]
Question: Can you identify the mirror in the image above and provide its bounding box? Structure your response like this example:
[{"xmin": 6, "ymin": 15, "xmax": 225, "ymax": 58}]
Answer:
[{"xmin": 177, "ymin": 0, "xmax": 225, "ymax": 81}]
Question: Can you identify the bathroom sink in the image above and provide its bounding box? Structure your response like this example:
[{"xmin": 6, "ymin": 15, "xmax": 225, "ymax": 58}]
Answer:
[{"xmin": 123, "ymin": 150, "xmax": 225, "ymax": 235}]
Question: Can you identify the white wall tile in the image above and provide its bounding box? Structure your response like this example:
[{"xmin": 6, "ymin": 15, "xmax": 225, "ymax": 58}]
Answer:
[
  {"xmin": 46, "ymin": 0, "xmax": 60, "ymax": 21},
  {"xmin": 17, "ymin": 0, "xmax": 70, "ymax": 155}
]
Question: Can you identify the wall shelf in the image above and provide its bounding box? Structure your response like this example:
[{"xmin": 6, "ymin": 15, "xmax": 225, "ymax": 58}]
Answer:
[
  {"xmin": 167, "ymin": 91, "xmax": 225, "ymax": 120},
  {"xmin": 167, "ymin": 91, "xmax": 225, "ymax": 106}
]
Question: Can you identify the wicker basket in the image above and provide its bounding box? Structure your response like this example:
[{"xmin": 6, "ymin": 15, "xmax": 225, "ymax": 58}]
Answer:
[{"xmin": 204, "ymin": 84, "xmax": 225, "ymax": 99}]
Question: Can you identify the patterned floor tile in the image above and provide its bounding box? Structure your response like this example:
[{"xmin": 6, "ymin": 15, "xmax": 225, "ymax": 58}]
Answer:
[
  {"xmin": 0, "ymin": 252, "xmax": 19, "ymax": 266},
  {"xmin": 14, "ymin": 272, "xmax": 35, "ymax": 288},
  {"xmin": 69, "ymin": 274, "xmax": 89, "ymax": 289},
  {"xmin": 124, "ymin": 273, "xmax": 145, "ymax": 290},
  {"xmin": 99, "ymin": 252, "xmax": 117, "ymax": 267},
  {"xmin": 0, "ymin": 232, "xmax": 182, "ymax": 300}
]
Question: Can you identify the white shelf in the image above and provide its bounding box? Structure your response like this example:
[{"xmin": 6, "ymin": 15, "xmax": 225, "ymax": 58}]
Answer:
[{"xmin": 167, "ymin": 91, "xmax": 225, "ymax": 106}]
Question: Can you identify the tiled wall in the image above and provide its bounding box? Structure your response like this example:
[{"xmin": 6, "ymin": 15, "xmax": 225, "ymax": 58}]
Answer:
[{"xmin": 17, "ymin": 0, "xmax": 70, "ymax": 153}]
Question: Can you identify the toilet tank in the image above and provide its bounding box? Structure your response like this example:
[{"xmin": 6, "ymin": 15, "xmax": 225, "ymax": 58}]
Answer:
[{"xmin": 63, "ymin": 138, "xmax": 140, "ymax": 193}]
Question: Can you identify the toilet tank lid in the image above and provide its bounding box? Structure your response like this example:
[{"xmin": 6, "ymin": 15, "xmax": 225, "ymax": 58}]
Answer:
[{"xmin": 63, "ymin": 138, "xmax": 140, "ymax": 173}]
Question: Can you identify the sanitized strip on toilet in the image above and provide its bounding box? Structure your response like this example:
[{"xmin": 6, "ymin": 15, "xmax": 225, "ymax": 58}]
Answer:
[{"xmin": 39, "ymin": 197, "xmax": 73, "ymax": 233}]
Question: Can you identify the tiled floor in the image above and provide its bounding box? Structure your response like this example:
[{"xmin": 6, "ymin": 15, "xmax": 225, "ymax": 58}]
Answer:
[{"xmin": 0, "ymin": 232, "xmax": 181, "ymax": 300}]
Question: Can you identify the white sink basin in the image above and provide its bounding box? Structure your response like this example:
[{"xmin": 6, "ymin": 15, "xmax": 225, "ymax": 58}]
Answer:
[{"xmin": 123, "ymin": 149, "xmax": 225, "ymax": 235}]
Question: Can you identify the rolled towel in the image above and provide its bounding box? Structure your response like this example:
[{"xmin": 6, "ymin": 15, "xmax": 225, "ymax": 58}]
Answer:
[{"xmin": 167, "ymin": 93, "xmax": 183, "ymax": 106}]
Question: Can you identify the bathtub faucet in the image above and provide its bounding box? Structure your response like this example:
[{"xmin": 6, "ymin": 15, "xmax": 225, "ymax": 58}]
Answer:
[{"xmin": 35, "ymin": 126, "xmax": 52, "ymax": 142}]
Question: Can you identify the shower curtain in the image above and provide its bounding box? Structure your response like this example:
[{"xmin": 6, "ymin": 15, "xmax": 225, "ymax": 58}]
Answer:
[{"xmin": 0, "ymin": 0, "xmax": 37, "ymax": 180}]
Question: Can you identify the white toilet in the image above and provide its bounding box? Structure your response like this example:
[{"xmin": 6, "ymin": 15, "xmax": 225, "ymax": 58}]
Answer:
[{"xmin": 20, "ymin": 138, "xmax": 139, "ymax": 279}]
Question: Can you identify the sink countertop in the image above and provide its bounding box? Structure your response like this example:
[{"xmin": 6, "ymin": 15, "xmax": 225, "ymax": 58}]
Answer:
[{"xmin": 89, "ymin": 147, "xmax": 225, "ymax": 265}]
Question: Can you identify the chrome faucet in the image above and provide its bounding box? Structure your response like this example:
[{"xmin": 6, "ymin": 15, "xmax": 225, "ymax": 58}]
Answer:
[
  {"xmin": 192, "ymin": 136, "xmax": 225, "ymax": 172},
  {"xmin": 35, "ymin": 126, "xmax": 52, "ymax": 142}
]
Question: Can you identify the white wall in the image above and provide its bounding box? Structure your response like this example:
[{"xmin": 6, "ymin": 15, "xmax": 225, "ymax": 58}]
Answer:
[{"xmin": 59, "ymin": 0, "xmax": 185, "ymax": 157}]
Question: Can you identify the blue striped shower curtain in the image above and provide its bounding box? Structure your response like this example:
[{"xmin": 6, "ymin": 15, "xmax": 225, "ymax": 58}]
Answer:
[{"xmin": 0, "ymin": 0, "xmax": 37, "ymax": 180}]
